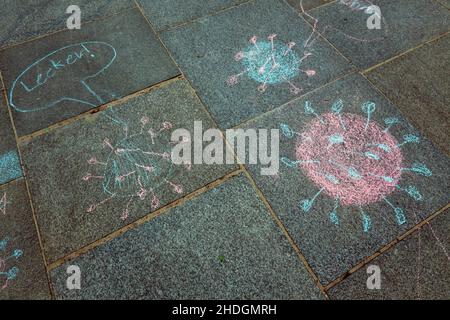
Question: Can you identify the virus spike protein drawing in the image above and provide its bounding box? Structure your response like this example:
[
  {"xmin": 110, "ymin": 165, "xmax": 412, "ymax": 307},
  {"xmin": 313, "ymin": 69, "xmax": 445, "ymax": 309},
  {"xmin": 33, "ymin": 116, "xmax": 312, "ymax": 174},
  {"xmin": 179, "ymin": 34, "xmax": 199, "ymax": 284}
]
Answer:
[
  {"xmin": 83, "ymin": 110, "xmax": 188, "ymax": 221},
  {"xmin": 281, "ymin": 100, "xmax": 432, "ymax": 232},
  {"xmin": 227, "ymin": 34, "xmax": 316, "ymax": 94}
]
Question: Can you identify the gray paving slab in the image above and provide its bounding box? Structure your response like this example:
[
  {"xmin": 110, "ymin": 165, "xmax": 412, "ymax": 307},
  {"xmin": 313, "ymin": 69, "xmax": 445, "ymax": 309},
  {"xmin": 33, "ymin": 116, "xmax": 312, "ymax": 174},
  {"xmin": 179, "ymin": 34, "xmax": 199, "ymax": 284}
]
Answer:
[
  {"xmin": 0, "ymin": 0, "xmax": 135, "ymax": 49},
  {"xmin": 329, "ymin": 210, "xmax": 450, "ymax": 299},
  {"xmin": 0, "ymin": 179, "xmax": 50, "ymax": 300},
  {"xmin": 0, "ymin": 8, "xmax": 180, "ymax": 137},
  {"xmin": 0, "ymin": 92, "xmax": 22, "ymax": 185},
  {"xmin": 306, "ymin": 0, "xmax": 450, "ymax": 69},
  {"xmin": 138, "ymin": 0, "xmax": 250, "ymax": 31},
  {"xmin": 161, "ymin": 0, "xmax": 354, "ymax": 129},
  {"xmin": 20, "ymin": 79, "xmax": 237, "ymax": 263},
  {"xmin": 50, "ymin": 174, "xmax": 324, "ymax": 300},
  {"xmin": 239, "ymin": 73, "xmax": 450, "ymax": 284},
  {"xmin": 366, "ymin": 35, "xmax": 450, "ymax": 155}
]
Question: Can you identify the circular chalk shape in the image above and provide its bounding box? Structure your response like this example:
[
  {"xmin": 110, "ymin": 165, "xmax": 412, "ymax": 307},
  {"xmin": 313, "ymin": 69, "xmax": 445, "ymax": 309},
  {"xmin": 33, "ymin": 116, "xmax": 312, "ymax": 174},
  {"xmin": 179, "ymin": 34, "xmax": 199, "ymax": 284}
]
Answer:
[{"xmin": 296, "ymin": 112, "xmax": 403, "ymax": 206}]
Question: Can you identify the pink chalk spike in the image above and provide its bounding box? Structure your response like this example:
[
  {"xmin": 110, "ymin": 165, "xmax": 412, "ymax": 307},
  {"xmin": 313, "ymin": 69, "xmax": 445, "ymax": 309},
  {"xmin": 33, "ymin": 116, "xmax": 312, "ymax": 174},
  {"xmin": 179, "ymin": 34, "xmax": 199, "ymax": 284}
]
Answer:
[
  {"xmin": 249, "ymin": 36, "xmax": 260, "ymax": 51},
  {"xmin": 249, "ymin": 36, "xmax": 258, "ymax": 44},
  {"xmin": 151, "ymin": 195, "xmax": 160, "ymax": 210},
  {"xmin": 304, "ymin": 69, "xmax": 316, "ymax": 77},
  {"xmin": 258, "ymin": 83, "xmax": 268, "ymax": 93},
  {"xmin": 102, "ymin": 138, "xmax": 114, "ymax": 150},
  {"xmin": 140, "ymin": 116, "xmax": 150, "ymax": 126},
  {"xmin": 86, "ymin": 204, "xmax": 96, "ymax": 213},
  {"xmin": 289, "ymin": 83, "xmax": 302, "ymax": 95},
  {"xmin": 147, "ymin": 129, "xmax": 156, "ymax": 144},
  {"xmin": 283, "ymin": 42, "xmax": 296, "ymax": 56},
  {"xmin": 120, "ymin": 209, "xmax": 129, "ymax": 221},
  {"xmin": 165, "ymin": 179, "xmax": 183, "ymax": 194},
  {"xmin": 227, "ymin": 75, "xmax": 239, "ymax": 86},
  {"xmin": 184, "ymin": 162, "xmax": 192, "ymax": 170},
  {"xmin": 117, "ymin": 171, "xmax": 136, "ymax": 182},
  {"xmin": 82, "ymin": 173, "xmax": 104, "ymax": 181},
  {"xmin": 234, "ymin": 51, "xmax": 244, "ymax": 61},
  {"xmin": 161, "ymin": 122, "xmax": 173, "ymax": 130},
  {"xmin": 137, "ymin": 188, "xmax": 147, "ymax": 200},
  {"xmin": 267, "ymin": 33, "xmax": 277, "ymax": 41},
  {"xmin": 136, "ymin": 164, "xmax": 154, "ymax": 173}
]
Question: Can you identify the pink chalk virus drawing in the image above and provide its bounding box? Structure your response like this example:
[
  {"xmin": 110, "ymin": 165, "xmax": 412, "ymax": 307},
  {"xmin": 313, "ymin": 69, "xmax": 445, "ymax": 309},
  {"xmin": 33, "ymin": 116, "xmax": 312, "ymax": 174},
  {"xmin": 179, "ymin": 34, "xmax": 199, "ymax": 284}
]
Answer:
[
  {"xmin": 0, "ymin": 237, "xmax": 23, "ymax": 290},
  {"xmin": 281, "ymin": 100, "xmax": 431, "ymax": 232},
  {"xmin": 227, "ymin": 34, "xmax": 316, "ymax": 94},
  {"xmin": 83, "ymin": 110, "xmax": 189, "ymax": 221}
]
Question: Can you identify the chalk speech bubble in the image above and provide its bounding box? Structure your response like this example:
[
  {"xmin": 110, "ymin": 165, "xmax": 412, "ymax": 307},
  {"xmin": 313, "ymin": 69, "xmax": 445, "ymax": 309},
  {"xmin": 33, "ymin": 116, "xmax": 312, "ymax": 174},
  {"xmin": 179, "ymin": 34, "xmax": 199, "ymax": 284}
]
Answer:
[{"xmin": 9, "ymin": 41, "xmax": 117, "ymax": 113}]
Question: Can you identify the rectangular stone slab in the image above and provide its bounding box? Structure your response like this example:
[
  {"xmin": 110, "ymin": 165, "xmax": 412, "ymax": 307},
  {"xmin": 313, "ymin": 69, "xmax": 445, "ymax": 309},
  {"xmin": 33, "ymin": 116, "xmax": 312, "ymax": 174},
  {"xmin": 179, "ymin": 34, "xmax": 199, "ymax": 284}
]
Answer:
[
  {"xmin": 20, "ymin": 79, "xmax": 237, "ymax": 263},
  {"xmin": 329, "ymin": 210, "xmax": 450, "ymax": 299},
  {"xmin": 0, "ymin": 8, "xmax": 180, "ymax": 137},
  {"xmin": 137, "ymin": 0, "xmax": 249, "ymax": 31},
  {"xmin": 0, "ymin": 92, "xmax": 22, "ymax": 185},
  {"xmin": 238, "ymin": 73, "xmax": 450, "ymax": 284},
  {"xmin": 366, "ymin": 35, "xmax": 450, "ymax": 155},
  {"xmin": 50, "ymin": 174, "xmax": 324, "ymax": 299},
  {"xmin": 0, "ymin": 0, "xmax": 135, "ymax": 49},
  {"xmin": 305, "ymin": 0, "xmax": 450, "ymax": 69},
  {"xmin": 161, "ymin": 0, "xmax": 354, "ymax": 129},
  {"xmin": 0, "ymin": 179, "xmax": 50, "ymax": 299}
]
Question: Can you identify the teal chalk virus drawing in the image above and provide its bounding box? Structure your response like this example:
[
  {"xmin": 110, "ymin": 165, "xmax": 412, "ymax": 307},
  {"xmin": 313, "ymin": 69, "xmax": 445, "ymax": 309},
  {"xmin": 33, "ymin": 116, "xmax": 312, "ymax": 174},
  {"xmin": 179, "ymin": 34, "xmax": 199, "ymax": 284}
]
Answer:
[
  {"xmin": 83, "ymin": 110, "xmax": 189, "ymax": 221},
  {"xmin": 227, "ymin": 34, "xmax": 316, "ymax": 94},
  {"xmin": 280, "ymin": 100, "xmax": 433, "ymax": 233},
  {"xmin": 0, "ymin": 237, "xmax": 23, "ymax": 290}
]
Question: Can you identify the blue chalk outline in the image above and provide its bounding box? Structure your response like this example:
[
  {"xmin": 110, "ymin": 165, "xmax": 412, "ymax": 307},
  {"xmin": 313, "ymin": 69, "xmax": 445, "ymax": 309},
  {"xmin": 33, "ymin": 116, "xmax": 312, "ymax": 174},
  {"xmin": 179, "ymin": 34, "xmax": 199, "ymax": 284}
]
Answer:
[{"xmin": 9, "ymin": 41, "xmax": 117, "ymax": 113}]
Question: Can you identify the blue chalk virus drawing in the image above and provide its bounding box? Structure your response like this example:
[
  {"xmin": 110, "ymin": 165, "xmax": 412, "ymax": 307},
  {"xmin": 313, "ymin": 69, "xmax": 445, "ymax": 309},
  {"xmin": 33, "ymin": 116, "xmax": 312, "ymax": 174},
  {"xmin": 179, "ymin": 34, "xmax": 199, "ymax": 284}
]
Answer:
[
  {"xmin": 0, "ymin": 237, "xmax": 23, "ymax": 290},
  {"xmin": 83, "ymin": 110, "xmax": 189, "ymax": 221},
  {"xmin": 0, "ymin": 150, "xmax": 23, "ymax": 185},
  {"xmin": 280, "ymin": 99, "xmax": 432, "ymax": 233},
  {"xmin": 227, "ymin": 34, "xmax": 316, "ymax": 94}
]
